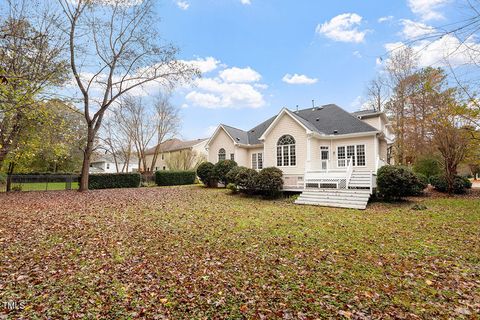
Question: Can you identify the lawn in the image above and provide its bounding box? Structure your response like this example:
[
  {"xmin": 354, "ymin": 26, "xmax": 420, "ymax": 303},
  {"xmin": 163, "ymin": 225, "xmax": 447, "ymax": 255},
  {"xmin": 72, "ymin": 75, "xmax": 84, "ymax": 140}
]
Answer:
[
  {"xmin": 0, "ymin": 186, "xmax": 479, "ymax": 319},
  {"xmin": 0, "ymin": 182, "xmax": 79, "ymax": 192}
]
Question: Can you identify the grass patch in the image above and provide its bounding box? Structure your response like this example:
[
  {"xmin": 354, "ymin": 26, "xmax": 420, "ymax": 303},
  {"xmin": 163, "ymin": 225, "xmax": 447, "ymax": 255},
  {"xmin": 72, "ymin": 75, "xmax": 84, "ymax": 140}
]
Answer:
[{"xmin": 0, "ymin": 186, "xmax": 478, "ymax": 318}]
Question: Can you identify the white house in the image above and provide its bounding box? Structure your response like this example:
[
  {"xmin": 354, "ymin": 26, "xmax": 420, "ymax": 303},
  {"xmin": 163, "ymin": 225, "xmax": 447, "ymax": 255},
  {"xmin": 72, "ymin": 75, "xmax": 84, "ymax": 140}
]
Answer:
[
  {"xmin": 89, "ymin": 154, "xmax": 139, "ymax": 174},
  {"xmin": 206, "ymin": 104, "xmax": 394, "ymax": 209}
]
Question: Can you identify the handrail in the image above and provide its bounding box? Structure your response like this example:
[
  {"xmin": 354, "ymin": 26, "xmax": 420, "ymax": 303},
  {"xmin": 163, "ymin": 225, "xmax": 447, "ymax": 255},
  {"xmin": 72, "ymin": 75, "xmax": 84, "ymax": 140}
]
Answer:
[
  {"xmin": 369, "ymin": 170, "xmax": 373, "ymax": 194},
  {"xmin": 345, "ymin": 157, "xmax": 353, "ymax": 188}
]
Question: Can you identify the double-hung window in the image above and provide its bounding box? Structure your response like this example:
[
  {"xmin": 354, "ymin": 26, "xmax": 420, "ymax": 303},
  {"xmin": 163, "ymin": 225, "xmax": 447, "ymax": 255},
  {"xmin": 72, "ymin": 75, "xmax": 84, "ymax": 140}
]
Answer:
[
  {"xmin": 252, "ymin": 153, "xmax": 263, "ymax": 170},
  {"xmin": 337, "ymin": 144, "xmax": 366, "ymax": 167}
]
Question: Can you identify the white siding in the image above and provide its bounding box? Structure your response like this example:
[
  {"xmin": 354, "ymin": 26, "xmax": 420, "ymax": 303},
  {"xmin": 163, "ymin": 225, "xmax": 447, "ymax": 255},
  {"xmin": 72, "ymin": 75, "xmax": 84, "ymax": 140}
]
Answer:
[
  {"xmin": 263, "ymin": 113, "xmax": 307, "ymax": 175},
  {"xmin": 208, "ymin": 128, "xmax": 236, "ymax": 164}
]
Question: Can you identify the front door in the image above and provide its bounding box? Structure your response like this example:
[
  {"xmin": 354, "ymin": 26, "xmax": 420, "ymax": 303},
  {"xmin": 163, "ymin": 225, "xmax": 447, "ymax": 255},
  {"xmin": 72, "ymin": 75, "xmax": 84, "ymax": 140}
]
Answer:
[{"xmin": 320, "ymin": 146, "xmax": 329, "ymax": 171}]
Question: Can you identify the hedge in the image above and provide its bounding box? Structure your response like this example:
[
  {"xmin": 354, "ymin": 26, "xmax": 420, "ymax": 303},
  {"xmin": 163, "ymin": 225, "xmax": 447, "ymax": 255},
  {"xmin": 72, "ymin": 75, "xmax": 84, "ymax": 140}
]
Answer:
[
  {"xmin": 88, "ymin": 173, "xmax": 141, "ymax": 190},
  {"xmin": 155, "ymin": 170, "xmax": 196, "ymax": 186}
]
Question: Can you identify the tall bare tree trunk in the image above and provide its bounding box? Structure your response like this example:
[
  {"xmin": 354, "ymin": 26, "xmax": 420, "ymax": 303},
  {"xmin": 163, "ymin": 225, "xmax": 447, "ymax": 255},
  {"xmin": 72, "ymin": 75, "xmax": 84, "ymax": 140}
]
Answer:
[{"xmin": 79, "ymin": 127, "xmax": 95, "ymax": 191}]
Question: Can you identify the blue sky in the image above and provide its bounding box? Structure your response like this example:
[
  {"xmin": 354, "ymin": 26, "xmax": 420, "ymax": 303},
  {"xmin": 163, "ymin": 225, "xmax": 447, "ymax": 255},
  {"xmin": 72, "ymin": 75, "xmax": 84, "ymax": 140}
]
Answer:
[{"xmin": 159, "ymin": 0, "xmax": 473, "ymax": 140}]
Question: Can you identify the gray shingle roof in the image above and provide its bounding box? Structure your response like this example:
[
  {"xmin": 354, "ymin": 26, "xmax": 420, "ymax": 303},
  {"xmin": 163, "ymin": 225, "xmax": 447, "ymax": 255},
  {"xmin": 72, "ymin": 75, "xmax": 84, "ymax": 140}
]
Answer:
[
  {"xmin": 218, "ymin": 104, "xmax": 378, "ymax": 145},
  {"xmin": 145, "ymin": 138, "xmax": 208, "ymax": 155},
  {"xmin": 351, "ymin": 109, "xmax": 383, "ymax": 118},
  {"xmin": 294, "ymin": 104, "xmax": 377, "ymax": 135}
]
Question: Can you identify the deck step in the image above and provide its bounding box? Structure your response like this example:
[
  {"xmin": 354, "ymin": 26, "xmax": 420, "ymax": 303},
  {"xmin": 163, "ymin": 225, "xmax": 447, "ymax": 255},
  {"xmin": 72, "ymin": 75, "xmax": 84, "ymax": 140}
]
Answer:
[
  {"xmin": 295, "ymin": 199, "xmax": 367, "ymax": 209},
  {"xmin": 295, "ymin": 187, "xmax": 371, "ymax": 210}
]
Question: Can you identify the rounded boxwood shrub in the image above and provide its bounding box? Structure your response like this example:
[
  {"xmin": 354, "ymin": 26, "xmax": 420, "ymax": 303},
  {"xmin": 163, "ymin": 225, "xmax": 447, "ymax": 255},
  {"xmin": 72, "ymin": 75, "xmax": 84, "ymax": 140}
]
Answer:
[
  {"xmin": 213, "ymin": 160, "xmax": 237, "ymax": 186},
  {"xmin": 226, "ymin": 166, "xmax": 244, "ymax": 185},
  {"xmin": 254, "ymin": 167, "xmax": 284, "ymax": 197},
  {"xmin": 197, "ymin": 162, "xmax": 216, "ymax": 187},
  {"xmin": 235, "ymin": 167, "xmax": 258, "ymax": 194},
  {"xmin": 377, "ymin": 165, "xmax": 423, "ymax": 200},
  {"xmin": 431, "ymin": 174, "xmax": 472, "ymax": 194}
]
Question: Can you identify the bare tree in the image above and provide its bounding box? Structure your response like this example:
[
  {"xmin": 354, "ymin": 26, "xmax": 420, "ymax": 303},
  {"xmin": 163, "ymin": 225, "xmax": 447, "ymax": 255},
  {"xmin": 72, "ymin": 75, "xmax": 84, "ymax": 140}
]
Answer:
[
  {"xmin": 114, "ymin": 96, "xmax": 156, "ymax": 172},
  {"xmin": 148, "ymin": 94, "xmax": 180, "ymax": 173},
  {"xmin": 384, "ymin": 47, "xmax": 418, "ymax": 164},
  {"xmin": 99, "ymin": 118, "xmax": 134, "ymax": 173},
  {"xmin": 165, "ymin": 149, "xmax": 206, "ymax": 171},
  {"xmin": 58, "ymin": 0, "xmax": 199, "ymax": 191},
  {"xmin": 365, "ymin": 76, "xmax": 389, "ymax": 112}
]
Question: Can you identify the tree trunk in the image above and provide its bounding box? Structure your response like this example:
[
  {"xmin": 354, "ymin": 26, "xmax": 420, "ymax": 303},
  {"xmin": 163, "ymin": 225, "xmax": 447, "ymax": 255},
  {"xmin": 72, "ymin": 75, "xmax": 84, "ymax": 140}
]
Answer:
[{"xmin": 79, "ymin": 127, "xmax": 95, "ymax": 192}]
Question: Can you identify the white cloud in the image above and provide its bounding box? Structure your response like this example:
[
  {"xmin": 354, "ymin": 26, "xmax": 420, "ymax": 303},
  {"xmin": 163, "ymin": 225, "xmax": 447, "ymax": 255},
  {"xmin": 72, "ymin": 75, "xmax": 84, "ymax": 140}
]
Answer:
[
  {"xmin": 384, "ymin": 34, "xmax": 480, "ymax": 68},
  {"xmin": 353, "ymin": 50, "xmax": 362, "ymax": 58},
  {"xmin": 181, "ymin": 56, "xmax": 220, "ymax": 74},
  {"xmin": 400, "ymin": 19, "xmax": 436, "ymax": 39},
  {"xmin": 185, "ymin": 92, "xmax": 221, "ymax": 107},
  {"xmin": 187, "ymin": 78, "xmax": 265, "ymax": 108},
  {"xmin": 378, "ymin": 15, "xmax": 394, "ymax": 23},
  {"xmin": 282, "ymin": 73, "xmax": 318, "ymax": 85},
  {"xmin": 176, "ymin": 1, "xmax": 189, "ymax": 10},
  {"xmin": 219, "ymin": 67, "xmax": 261, "ymax": 83},
  {"xmin": 240, "ymin": 0, "xmax": 251, "ymax": 4},
  {"xmin": 184, "ymin": 63, "xmax": 266, "ymax": 109},
  {"xmin": 254, "ymin": 83, "xmax": 268, "ymax": 89},
  {"xmin": 408, "ymin": 0, "xmax": 449, "ymax": 21},
  {"xmin": 316, "ymin": 13, "xmax": 369, "ymax": 43}
]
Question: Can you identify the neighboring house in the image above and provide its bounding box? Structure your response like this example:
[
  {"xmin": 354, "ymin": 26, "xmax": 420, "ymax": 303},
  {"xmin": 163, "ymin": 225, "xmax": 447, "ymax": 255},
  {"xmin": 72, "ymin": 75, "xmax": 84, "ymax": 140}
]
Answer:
[
  {"xmin": 141, "ymin": 138, "xmax": 208, "ymax": 172},
  {"xmin": 89, "ymin": 154, "xmax": 139, "ymax": 174},
  {"xmin": 206, "ymin": 104, "xmax": 394, "ymax": 209}
]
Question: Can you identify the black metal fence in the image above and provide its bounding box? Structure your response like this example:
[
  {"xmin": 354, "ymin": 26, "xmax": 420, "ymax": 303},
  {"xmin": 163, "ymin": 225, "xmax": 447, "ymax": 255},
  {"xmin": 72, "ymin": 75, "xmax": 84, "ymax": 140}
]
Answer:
[{"xmin": 0, "ymin": 174, "xmax": 80, "ymax": 192}]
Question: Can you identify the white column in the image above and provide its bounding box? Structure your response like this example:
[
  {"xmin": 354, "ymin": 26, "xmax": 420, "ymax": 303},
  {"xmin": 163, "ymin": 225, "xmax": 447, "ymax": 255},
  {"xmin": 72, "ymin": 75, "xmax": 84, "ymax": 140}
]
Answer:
[{"xmin": 306, "ymin": 136, "xmax": 312, "ymax": 172}]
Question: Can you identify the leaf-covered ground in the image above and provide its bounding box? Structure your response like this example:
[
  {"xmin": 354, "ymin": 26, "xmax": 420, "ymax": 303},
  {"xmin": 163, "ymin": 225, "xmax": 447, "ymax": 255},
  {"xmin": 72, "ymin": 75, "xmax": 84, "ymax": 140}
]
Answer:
[{"xmin": 0, "ymin": 186, "xmax": 479, "ymax": 319}]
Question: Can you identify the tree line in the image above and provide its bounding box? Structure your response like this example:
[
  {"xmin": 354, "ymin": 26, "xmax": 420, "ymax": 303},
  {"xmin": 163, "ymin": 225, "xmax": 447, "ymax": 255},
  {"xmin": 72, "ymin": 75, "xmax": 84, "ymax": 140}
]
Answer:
[
  {"xmin": 364, "ymin": 46, "xmax": 479, "ymax": 192},
  {"xmin": 0, "ymin": 0, "xmax": 199, "ymax": 190}
]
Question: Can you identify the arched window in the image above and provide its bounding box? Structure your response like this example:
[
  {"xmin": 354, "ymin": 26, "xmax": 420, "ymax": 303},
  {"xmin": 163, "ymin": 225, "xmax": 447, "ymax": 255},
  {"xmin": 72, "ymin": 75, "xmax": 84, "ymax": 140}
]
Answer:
[
  {"xmin": 277, "ymin": 135, "xmax": 296, "ymax": 166},
  {"xmin": 218, "ymin": 148, "xmax": 226, "ymax": 162}
]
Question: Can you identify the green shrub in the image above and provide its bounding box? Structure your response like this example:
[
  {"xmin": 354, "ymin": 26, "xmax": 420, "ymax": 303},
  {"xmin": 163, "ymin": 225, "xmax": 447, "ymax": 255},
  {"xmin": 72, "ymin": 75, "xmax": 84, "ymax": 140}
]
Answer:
[
  {"xmin": 155, "ymin": 171, "xmax": 196, "ymax": 186},
  {"xmin": 196, "ymin": 162, "xmax": 216, "ymax": 187},
  {"xmin": 88, "ymin": 173, "xmax": 141, "ymax": 190},
  {"xmin": 377, "ymin": 165, "xmax": 423, "ymax": 200},
  {"xmin": 226, "ymin": 166, "xmax": 243, "ymax": 184},
  {"xmin": 412, "ymin": 173, "xmax": 429, "ymax": 195},
  {"xmin": 254, "ymin": 167, "xmax": 284, "ymax": 197},
  {"xmin": 213, "ymin": 160, "xmax": 237, "ymax": 186},
  {"xmin": 235, "ymin": 167, "xmax": 258, "ymax": 194},
  {"xmin": 413, "ymin": 155, "xmax": 441, "ymax": 178},
  {"xmin": 226, "ymin": 183, "xmax": 238, "ymax": 194},
  {"xmin": 431, "ymin": 175, "xmax": 472, "ymax": 194}
]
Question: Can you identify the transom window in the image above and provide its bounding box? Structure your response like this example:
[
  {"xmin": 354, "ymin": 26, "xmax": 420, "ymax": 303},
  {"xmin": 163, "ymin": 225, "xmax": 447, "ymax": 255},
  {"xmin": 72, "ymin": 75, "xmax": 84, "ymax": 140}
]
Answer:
[
  {"xmin": 277, "ymin": 135, "xmax": 296, "ymax": 167},
  {"xmin": 252, "ymin": 153, "xmax": 263, "ymax": 170},
  {"xmin": 218, "ymin": 148, "xmax": 226, "ymax": 162},
  {"xmin": 337, "ymin": 144, "xmax": 366, "ymax": 167}
]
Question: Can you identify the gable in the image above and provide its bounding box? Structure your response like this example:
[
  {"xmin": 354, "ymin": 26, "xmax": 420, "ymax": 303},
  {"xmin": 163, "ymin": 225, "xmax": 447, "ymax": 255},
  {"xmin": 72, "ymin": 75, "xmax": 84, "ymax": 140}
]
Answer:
[{"xmin": 259, "ymin": 109, "xmax": 311, "ymax": 140}]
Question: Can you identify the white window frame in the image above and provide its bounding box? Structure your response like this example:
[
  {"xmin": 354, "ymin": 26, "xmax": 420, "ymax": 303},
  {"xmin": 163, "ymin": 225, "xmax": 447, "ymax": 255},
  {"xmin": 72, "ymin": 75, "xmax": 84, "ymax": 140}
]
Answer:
[
  {"xmin": 252, "ymin": 153, "xmax": 264, "ymax": 170},
  {"xmin": 276, "ymin": 135, "xmax": 296, "ymax": 167},
  {"xmin": 218, "ymin": 148, "xmax": 226, "ymax": 162},
  {"xmin": 320, "ymin": 145, "xmax": 329, "ymax": 171},
  {"xmin": 337, "ymin": 144, "xmax": 366, "ymax": 168}
]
